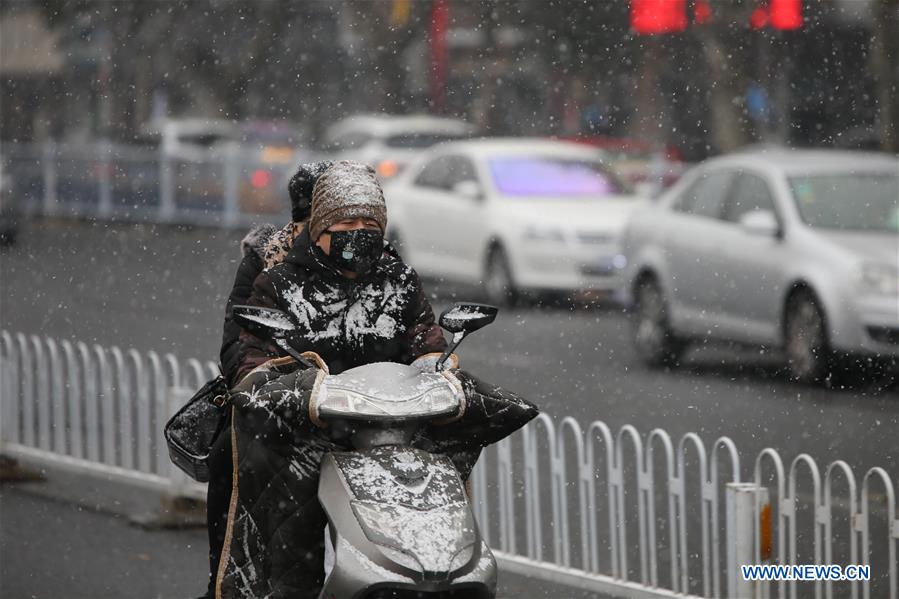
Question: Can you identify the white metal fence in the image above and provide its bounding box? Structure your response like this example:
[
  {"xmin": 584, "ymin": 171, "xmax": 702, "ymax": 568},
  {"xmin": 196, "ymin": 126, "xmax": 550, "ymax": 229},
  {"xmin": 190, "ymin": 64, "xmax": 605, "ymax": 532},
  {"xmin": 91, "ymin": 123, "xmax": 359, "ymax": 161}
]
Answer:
[
  {"xmin": 0, "ymin": 330, "xmax": 214, "ymax": 498},
  {"xmin": 4, "ymin": 142, "xmax": 296, "ymax": 228},
  {"xmin": 1, "ymin": 331, "xmax": 896, "ymax": 599}
]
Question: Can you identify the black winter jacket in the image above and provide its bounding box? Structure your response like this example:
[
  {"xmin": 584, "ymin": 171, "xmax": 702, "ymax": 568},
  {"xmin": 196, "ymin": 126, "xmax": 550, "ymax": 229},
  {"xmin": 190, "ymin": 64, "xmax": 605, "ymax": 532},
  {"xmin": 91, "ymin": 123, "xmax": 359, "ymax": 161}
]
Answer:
[
  {"xmin": 234, "ymin": 228, "xmax": 447, "ymax": 382},
  {"xmin": 221, "ymin": 223, "xmax": 302, "ymax": 387}
]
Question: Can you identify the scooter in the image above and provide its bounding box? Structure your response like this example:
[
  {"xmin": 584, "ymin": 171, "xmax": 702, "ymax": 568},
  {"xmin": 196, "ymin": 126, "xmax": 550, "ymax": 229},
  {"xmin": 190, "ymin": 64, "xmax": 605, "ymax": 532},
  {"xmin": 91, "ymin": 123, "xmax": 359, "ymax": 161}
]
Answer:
[{"xmin": 233, "ymin": 302, "xmax": 510, "ymax": 599}]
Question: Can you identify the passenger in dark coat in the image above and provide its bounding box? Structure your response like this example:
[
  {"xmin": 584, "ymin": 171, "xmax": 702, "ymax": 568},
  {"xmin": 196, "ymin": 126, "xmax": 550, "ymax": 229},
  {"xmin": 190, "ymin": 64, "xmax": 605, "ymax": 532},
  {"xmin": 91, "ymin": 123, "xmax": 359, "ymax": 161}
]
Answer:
[
  {"xmin": 205, "ymin": 161, "xmax": 332, "ymax": 599},
  {"xmin": 220, "ymin": 161, "xmax": 333, "ymax": 387}
]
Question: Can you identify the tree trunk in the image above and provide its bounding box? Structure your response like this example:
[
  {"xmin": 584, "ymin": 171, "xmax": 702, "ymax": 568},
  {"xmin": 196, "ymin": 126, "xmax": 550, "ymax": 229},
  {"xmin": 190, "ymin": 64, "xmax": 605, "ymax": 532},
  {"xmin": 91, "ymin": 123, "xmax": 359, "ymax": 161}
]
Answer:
[
  {"xmin": 630, "ymin": 36, "xmax": 664, "ymax": 143},
  {"xmin": 698, "ymin": 30, "xmax": 748, "ymax": 152}
]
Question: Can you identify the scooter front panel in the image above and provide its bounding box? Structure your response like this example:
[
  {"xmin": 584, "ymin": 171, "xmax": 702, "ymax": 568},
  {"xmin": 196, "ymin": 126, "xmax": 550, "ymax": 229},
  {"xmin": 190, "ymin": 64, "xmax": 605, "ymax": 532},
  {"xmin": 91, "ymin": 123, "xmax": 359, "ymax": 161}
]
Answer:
[
  {"xmin": 333, "ymin": 446, "xmax": 467, "ymax": 509},
  {"xmin": 351, "ymin": 500, "xmax": 476, "ymax": 574}
]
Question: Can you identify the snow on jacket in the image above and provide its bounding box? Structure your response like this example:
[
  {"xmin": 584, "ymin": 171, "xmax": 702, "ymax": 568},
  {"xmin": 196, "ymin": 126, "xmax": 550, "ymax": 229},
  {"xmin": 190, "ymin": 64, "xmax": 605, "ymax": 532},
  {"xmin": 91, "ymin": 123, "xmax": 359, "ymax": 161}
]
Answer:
[
  {"xmin": 215, "ymin": 360, "xmax": 539, "ymax": 599},
  {"xmin": 233, "ymin": 227, "xmax": 447, "ymax": 383},
  {"xmin": 221, "ymin": 222, "xmax": 304, "ymax": 387}
]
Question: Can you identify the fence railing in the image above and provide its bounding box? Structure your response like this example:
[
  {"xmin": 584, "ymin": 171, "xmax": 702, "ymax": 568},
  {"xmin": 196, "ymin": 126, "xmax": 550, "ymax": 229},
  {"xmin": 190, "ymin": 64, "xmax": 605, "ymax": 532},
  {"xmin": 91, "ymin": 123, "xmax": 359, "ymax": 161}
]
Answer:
[
  {"xmin": 4, "ymin": 141, "xmax": 297, "ymax": 228},
  {"xmin": 0, "ymin": 330, "xmax": 215, "ymax": 497},
  {"xmin": 1, "ymin": 330, "xmax": 896, "ymax": 599}
]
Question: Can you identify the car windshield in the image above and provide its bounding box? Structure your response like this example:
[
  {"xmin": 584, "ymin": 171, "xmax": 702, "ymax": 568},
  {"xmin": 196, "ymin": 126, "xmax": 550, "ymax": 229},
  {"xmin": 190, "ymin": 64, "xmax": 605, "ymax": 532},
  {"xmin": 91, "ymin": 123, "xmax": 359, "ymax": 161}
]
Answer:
[
  {"xmin": 789, "ymin": 173, "xmax": 899, "ymax": 232},
  {"xmin": 488, "ymin": 156, "xmax": 625, "ymax": 197},
  {"xmin": 384, "ymin": 132, "xmax": 468, "ymax": 148}
]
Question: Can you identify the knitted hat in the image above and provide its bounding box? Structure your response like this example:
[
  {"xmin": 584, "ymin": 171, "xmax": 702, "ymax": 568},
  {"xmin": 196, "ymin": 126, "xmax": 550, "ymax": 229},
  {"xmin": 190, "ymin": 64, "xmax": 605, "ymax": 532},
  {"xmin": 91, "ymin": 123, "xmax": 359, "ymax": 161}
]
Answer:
[
  {"xmin": 309, "ymin": 161, "xmax": 387, "ymax": 240},
  {"xmin": 287, "ymin": 160, "xmax": 333, "ymax": 222}
]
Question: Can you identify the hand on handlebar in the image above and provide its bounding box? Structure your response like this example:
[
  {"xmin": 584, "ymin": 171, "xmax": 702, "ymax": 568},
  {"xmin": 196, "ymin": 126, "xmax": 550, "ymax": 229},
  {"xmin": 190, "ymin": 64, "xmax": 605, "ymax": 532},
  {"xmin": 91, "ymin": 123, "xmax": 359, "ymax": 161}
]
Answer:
[{"xmin": 411, "ymin": 352, "xmax": 459, "ymax": 373}]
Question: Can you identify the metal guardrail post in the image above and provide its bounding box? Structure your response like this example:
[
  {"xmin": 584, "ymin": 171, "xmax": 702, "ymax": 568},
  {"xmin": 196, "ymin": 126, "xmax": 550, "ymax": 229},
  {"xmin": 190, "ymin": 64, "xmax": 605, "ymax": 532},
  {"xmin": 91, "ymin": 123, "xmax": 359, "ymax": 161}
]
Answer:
[
  {"xmin": 17, "ymin": 334, "xmax": 34, "ymax": 448},
  {"xmin": 646, "ymin": 428, "xmax": 676, "ymax": 589},
  {"xmin": 159, "ymin": 150, "xmax": 174, "ymax": 221},
  {"xmin": 48, "ymin": 339, "xmax": 65, "ymax": 454},
  {"xmin": 677, "ymin": 433, "xmax": 711, "ymax": 597},
  {"xmin": 223, "ymin": 144, "xmax": 239, "ymax": 227},
  {"xmin": 42, "ymin": 141, "xmax": 58, "ymax": 216},
  {"xmin": 727, "ymin": 482, "xmax": 768, "ymax": 599},
  {"xmin": 787, "ymin": 455, "xmax": 823, "ymax": 599},
  {"xmin": 860, "ymin": 468, "xmax": 897, "ymax": 599},
  {"xmin": 755, "ymin": 448, "xmax": 787, "ymax": 599},
  {"xmin": 712, "ymin": 437, "xmax": 742, "ymax": 598},
  {"xmin": 98, "ymin": 140, "xmax": 113, "ymax": 218},
  {"xmin": 79, "ymin": 342, "xmax": 99, "ymax": 463},
  {"xmin": 32, "ymin": 336, "xmax": 50, "ymax": 451},
  {"xmin": 497, "ymin": 437, "xmax": 515, "ymax": 554},
  {"xmin": 824, "ymin": 461, "xmax": 858, "ymax": 599}
]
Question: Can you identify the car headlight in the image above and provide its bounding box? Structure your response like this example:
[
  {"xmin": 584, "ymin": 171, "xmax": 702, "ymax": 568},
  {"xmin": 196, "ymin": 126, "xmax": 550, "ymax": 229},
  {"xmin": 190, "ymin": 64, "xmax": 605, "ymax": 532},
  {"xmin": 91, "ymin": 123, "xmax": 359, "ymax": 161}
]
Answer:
[
  {"xmin": 318, "ymin": 384, "xmax": 460, "ymax": 419},
  {"xmin": 861, "ymin": 263, "xmax": 899, "ymax": 296},
  {"xmin": 523, "ymin": 226, "xmax": 566, "ymax": 243}
]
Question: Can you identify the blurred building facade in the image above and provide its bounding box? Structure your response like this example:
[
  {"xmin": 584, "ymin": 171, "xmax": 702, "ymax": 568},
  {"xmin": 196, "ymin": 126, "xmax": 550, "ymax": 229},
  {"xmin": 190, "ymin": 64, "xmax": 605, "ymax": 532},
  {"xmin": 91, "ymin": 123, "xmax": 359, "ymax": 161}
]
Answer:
[{"xmin": 0, "ymin": 0, "xmax": 895, "ymax": 158}]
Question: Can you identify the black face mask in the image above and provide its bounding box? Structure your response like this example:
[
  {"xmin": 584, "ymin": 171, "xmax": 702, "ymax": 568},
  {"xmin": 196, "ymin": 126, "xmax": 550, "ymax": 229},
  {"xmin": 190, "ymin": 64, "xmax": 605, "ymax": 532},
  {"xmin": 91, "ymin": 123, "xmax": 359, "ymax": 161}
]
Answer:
[{"xmin": 326, "ymin": 229, "xmax": 384, "ymax": 274}]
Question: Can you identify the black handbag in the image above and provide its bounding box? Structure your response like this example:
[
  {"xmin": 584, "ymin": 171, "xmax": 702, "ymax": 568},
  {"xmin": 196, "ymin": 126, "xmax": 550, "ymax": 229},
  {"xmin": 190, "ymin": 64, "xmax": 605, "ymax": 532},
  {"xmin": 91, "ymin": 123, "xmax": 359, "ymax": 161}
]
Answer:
[{"xmin": 164, "ymin": 374, "xmax": 229, "ymax": 483}]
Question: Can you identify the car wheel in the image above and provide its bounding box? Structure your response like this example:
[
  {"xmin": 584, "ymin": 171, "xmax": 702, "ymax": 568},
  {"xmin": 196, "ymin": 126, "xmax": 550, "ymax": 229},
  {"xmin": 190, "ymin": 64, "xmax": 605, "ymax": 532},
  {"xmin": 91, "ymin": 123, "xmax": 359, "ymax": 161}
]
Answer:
[
  {"xmin": 631, "ymin": 276, "xmax": 686, "ymax": 367},
  {"xmin": 784, "ymin": 289, "xmax": 830, "ymax": 384},
  {"xmin": 484, "ymin": 246, "xmax": 517, "ymax": 306}
]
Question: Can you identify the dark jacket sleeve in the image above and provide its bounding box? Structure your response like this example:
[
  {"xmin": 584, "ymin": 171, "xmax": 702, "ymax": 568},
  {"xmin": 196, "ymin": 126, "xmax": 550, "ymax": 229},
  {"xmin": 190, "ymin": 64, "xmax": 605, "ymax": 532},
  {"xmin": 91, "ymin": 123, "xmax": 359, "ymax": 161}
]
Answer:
[
  {"xmin": 232, "ymin": 270, "xmax": 286, "ymax": 386},
  {"xmin": 414, "ymin": 370, "xmax": 539, "ymax": 479},
  {"xmin": 401, "ymin": 269, "xmax": 447, "ymax": 362},
  {"xmin": 221, "ymin": 252, "xmax": 264, "ymax": 387}
]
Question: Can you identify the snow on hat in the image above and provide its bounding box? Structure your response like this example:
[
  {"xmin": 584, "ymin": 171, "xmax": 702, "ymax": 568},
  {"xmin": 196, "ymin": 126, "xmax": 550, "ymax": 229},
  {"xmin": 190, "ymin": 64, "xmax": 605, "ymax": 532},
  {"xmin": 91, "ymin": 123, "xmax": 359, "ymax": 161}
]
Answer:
[
  {"xmin": 287, "ymin": 160, "xmax": 333, "ymax": 222},
  {"xmin": 309, "ymin": 160, "xmax": 387, "ymax": 240}
]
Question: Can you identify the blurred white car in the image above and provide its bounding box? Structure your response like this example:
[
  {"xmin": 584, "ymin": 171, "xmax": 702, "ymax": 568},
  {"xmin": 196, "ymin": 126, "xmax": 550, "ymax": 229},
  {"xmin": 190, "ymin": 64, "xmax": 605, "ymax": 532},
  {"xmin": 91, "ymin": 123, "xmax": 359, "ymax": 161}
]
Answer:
[
  {"xmin": 385, "ymin": 138, "xmax": 640, "ymax": 304},
  {"xmin": 141, "ymin": 117, "xmax": 239, "ymax": 162},
  {"xmin": 322, "ymin": 114, "xmax": 476, "ymax": 180},
  {"xmin": 620, "ymin": 149, "xmax": 899, "ymax": 382}
]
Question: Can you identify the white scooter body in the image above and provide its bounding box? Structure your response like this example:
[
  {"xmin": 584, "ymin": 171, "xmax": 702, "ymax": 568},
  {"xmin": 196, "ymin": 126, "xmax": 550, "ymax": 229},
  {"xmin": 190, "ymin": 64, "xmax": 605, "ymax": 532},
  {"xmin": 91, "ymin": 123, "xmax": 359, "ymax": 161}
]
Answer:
[{"xmin": 316, "ymin": 362, "xmax": 496, "ymax": 599}]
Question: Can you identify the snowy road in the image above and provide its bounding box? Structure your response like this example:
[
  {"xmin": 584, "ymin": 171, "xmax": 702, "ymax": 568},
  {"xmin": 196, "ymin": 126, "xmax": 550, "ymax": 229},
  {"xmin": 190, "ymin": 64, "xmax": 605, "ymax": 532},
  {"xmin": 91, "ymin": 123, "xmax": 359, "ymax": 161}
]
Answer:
[
  {"xmin": 0, "ymin": 459, "xmax": 609, "ymax": 599},
  {"xmin": 1, "ymin": 217, "xmax": 897, "ymax": 597},
  {"xmin": 2, "ymin": 218, "xmax": 896, "ymax": 474}
]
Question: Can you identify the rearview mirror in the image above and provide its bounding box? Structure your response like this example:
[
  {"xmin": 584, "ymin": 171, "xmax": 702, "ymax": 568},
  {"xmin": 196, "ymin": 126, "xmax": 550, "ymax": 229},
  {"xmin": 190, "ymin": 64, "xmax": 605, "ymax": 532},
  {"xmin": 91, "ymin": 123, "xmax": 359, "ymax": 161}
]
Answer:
[
  {"xmin": 436, "ymin": 303, "xmax": 499, "ymax": 371},
  {"xmin": 439, "ymin": 303, "xmax": 498, "ymax": 335},
  {"xmin": 739, "ymin": 210, "xmax": 780, "ymax": 238}
]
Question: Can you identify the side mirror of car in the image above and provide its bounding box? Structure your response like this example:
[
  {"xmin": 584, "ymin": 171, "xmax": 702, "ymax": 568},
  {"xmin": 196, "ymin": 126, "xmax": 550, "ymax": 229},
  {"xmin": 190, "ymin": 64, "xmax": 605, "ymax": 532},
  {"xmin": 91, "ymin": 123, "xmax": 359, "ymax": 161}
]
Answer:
[
  {"xmin": 739, "ymin": 210, "xmax": 780, "ymax": 238},
  {"xmin": 452, "ymin": 180, "xmax": 483, "ymax": 201}
]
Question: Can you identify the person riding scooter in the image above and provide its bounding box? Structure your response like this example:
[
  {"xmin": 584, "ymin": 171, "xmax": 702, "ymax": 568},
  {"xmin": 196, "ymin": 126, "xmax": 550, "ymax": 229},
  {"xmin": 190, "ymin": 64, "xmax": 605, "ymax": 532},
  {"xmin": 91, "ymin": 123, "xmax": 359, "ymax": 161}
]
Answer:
[
  {"xmin": 218, "ymin": 160, "xmax": 450, "ymax": 597},
  {"xmin": 219, "ymin": 303, "xmax": 537, "ymax": 598},
  {"xmin": 212, "ymin": 161, "xmax": 537, "ymax": 598}
]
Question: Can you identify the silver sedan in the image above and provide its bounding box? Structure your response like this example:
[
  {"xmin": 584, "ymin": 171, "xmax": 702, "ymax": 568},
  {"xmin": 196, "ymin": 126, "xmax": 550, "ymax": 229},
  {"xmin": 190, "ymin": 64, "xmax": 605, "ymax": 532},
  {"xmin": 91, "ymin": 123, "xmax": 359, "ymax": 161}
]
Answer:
[{"xmin": 620, "ymin": 149, "xmax": 899, "ymax": 383}]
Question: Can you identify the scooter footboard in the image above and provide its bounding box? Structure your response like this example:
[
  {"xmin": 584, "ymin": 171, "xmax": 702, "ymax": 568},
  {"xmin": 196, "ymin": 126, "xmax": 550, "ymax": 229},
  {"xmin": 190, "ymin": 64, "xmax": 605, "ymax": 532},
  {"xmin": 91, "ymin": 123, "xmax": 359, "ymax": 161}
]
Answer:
[{"xmin": 318, "ymin": 447, "xmax": 496, "ymax": 599}]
